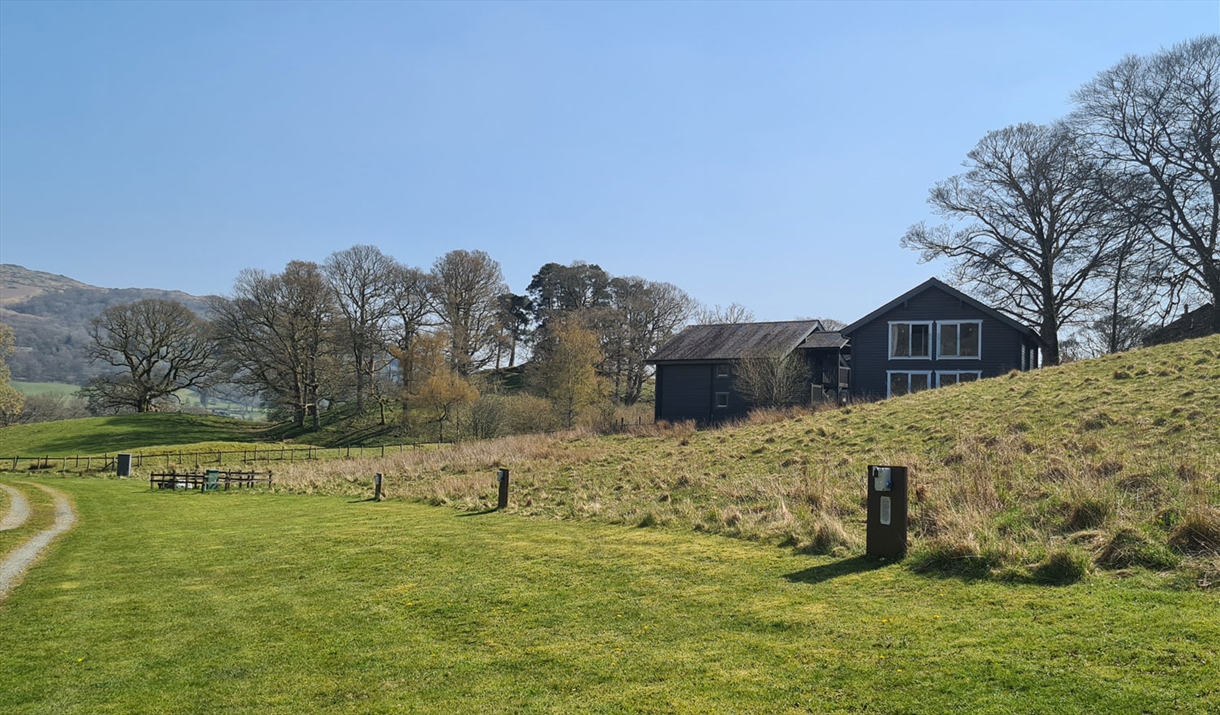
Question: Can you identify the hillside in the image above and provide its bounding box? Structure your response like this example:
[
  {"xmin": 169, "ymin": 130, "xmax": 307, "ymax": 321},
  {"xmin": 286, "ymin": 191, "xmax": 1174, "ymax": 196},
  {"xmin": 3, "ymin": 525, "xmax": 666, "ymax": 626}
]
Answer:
[
  {"xmin": 268, "ymin": 335, "xmax": 1220, "ymax": 584},
  {"xmin": 0, "ymin": 264, "xmax": 212, "ymax": 383}
]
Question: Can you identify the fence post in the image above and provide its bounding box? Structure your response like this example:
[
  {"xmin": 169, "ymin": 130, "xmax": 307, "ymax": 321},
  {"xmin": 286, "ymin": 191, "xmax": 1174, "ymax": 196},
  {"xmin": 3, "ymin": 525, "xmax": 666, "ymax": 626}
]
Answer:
[{"xmin": 374, "ymin": 473, "xmax": 383, "ymax": 502}]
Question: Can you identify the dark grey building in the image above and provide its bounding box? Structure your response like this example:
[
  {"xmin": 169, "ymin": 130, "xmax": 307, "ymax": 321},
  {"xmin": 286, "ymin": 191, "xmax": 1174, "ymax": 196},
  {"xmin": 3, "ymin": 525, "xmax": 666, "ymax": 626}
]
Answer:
[
  {"xmin": 647, "ymin": 320, "xmax": 849, "ymax": 424},
  {"xmin": 839, "ymin": 278, "xmax": 1042, "ymax": 399}
]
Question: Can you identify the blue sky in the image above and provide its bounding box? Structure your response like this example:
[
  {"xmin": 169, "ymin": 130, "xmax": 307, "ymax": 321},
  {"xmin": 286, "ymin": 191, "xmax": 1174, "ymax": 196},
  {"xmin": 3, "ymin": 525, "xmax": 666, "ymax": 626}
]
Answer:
[{"xmin": 1, "ymin": 1, "xmax": 1215, "ymax": 323}]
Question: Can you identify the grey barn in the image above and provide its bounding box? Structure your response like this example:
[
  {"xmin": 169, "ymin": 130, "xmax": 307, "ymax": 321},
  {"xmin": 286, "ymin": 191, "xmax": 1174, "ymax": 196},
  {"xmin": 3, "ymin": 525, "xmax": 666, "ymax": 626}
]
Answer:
[{"xmin": 648, "ymin": 278, "xmax": 1042, "ymax": 424}]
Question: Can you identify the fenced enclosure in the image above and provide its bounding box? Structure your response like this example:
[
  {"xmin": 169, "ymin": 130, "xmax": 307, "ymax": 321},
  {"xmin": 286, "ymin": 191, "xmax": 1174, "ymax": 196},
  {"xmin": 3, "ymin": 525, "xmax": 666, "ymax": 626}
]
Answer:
[{"xmin": 0, "ymin": 444, "xmax": 433, "ymax": 475}]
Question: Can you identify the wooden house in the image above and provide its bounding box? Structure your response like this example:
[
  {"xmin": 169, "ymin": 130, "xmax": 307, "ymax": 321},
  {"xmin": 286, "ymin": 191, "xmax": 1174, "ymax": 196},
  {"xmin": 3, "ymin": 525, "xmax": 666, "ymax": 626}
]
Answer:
[
  {"xmin": 839, "ymin": 278, "xmax": 1042, "ymax": 398},
  {"xmin": 647, "ymin": 320, "xmax": 849, "ymax": 424}
]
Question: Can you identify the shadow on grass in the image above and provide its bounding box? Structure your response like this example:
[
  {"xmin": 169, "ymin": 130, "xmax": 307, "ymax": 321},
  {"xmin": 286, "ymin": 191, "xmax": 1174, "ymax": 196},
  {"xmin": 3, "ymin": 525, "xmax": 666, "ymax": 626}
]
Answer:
[
  {"xmin": 456, "ymin": 508, "xmax": 500, "ymax": 517},
  {"xmin": 784, "ymin": 555, "xmax": 893, "ymax": 585}
]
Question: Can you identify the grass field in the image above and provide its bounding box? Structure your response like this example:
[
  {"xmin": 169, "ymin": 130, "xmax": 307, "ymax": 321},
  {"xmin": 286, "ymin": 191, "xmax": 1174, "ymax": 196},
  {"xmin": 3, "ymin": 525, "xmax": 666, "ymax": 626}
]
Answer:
[
  {"xmin": 0, "ymin": 413, "xmax": 275, "ymax": 457},
  {"xmin": 1, "ymin": 476, "xmax": 1216, "ymax": 714},
  {"xmin": 11, "ymin": 382, "xmax": 80, "ymax": 398}
]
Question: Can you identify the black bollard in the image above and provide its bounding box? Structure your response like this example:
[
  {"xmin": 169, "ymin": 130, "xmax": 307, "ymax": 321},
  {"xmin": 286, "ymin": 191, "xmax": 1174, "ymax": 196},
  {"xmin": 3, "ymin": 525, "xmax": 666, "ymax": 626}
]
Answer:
[
  {"xmin": 374, "ymin": 473, "xmax": 383, "ymax": 502},
  {"xmin": 497, "ymin": 468, "xmax": 510, "ymax": 509}
]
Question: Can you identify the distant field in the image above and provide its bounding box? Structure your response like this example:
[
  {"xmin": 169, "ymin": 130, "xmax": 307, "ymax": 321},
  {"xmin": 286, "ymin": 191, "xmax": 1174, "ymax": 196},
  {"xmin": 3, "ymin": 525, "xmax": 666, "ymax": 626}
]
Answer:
[
  {"xmin": 11, "ymin": 382, "xmax": 79, "ymax": 398},
  {"xmin": 0, "ymin": 413, "xmax": 273, "ymax": 457},
  {"xmin": 1, "ymin": 477, "xmax": 1215, "ymax": 714}
]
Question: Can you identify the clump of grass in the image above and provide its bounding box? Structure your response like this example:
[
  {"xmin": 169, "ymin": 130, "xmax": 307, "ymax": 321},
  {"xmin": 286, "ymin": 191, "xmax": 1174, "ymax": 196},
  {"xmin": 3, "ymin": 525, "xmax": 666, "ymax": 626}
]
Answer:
[
  {"xmin": 1063, "ymin": 497, "xmax": 1112, "ymax": 531},
  {"xmin": 1094, "ymin": 527, "xmax": 1180, "ymax": 571},
  {"xmin": 1168, "ymin": 506, "xmax": 1220, "ymax": 554},
  {"xmin": 793, "ymin": 515, "xmax": 855, "ymax": 556},
  {"xmin": 1032, "ymin": 546, "xmax": 1091, "ymax": 584}
]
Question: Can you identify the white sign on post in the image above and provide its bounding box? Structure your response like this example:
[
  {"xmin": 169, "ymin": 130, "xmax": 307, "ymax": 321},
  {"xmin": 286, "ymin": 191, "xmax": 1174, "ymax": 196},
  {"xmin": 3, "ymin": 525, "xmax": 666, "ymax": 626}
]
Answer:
[{"xmin": 880, "ymin": 496, "xmax": 892, "ymax": 526}]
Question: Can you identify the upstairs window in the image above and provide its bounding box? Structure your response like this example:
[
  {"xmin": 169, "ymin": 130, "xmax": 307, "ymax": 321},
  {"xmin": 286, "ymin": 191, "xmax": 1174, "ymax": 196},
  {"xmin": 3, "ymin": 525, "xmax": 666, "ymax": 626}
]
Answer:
[
  {"xmin": 716, "ymin": 363, "xmax": 730, "ymax": 378},
  {"xmin": 938, "ymin": 321, "xmax": 981, "ymax": 358},
  {"xmin": 889, "ymin": 322, "xmax": 932, "ymax": 358}
]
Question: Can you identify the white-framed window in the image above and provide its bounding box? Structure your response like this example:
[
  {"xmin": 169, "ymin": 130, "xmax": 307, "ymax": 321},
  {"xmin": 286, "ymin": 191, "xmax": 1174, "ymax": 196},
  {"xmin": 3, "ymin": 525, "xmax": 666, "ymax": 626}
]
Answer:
[
  {"xmin": 715, "ymin": 392, "xmax": 729, "ymax": 408},
  {"xmin": 937, "ymin": 320, "xmax": 982, "ymax": 359},
  {"xmin": 887, "ymin": 371, "xmax": 932, "ymax": 398},
  {"xmin": 937, "ymin": 371, "xmax": 982, "ymax": 387},
  {"xmin": 716, "ymin": 363, "xmax": 730, "ymax": 378},
  {"xmin": 889, "ymin": 321, "xmax": 933, "ymax": 359}
]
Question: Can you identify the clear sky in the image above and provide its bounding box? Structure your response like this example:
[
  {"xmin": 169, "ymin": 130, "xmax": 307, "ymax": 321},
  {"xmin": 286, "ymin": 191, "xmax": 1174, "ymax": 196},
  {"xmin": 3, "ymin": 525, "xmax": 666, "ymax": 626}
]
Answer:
[{"xmin": 1, "ymin": 1, "xmax": 1215, "ymax": 323}]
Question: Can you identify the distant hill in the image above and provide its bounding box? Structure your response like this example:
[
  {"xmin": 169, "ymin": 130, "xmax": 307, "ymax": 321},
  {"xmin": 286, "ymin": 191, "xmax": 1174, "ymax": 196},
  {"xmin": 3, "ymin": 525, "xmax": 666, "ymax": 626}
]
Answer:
[{"xmin": 0, "ymin": 264, "xmax": 213, "ymax": 384}]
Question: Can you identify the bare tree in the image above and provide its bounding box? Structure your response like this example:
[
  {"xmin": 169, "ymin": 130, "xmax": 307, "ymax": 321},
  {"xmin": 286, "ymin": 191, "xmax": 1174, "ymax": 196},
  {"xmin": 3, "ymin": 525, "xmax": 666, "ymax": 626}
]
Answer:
[
  {"xmin": 210, "ymin": 261, "xmax": 334, "ymax": 429},
  {"xmin": 430, "ymin": 249, "xmax": 508, "ymax": 376},
  {"xmin": 695, "ymin": 303, "xmax": 755, "ymax": 324},
  {"xmin": 599, "ymin": 277, "xmax": 694, "ymax": 405},
  {"xmin": 385, "ymin": 262, "xmax": 434, "ymax": 402},
  {"xmin": 325, "ymin": 245, "xmax": 397, "ymax": 412},
  {"xmin": 0, "ymin": 323, "xmax": 24, "ymax": 426},
  {"xmin": 1072, "ymin": 35, "xmax": 1220, "ymax": 333},
  {"xmin": 733, "ymin": 350, "xmax": 811, "ymax": 409},
  {"xmin": 902, "ymin": 123, "xmax": 1130, "ymax": 365},
  {"xmin": 82, "ymin": 299, "xmax": 217, "ymax": 413}
]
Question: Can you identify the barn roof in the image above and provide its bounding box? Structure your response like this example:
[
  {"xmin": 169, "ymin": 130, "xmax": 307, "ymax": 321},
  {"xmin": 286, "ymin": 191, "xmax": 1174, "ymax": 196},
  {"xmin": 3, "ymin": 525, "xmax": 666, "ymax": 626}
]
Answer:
[
  {"xmin": 798, "ymin": 331, "xmax": 848, "ymax": 350},
  {"xmin": 1142, "ymin": 304, "xmax": 1216, "ymax": 346},
  {"xmin": 648, "ymin": 320, "xmax": 823, "ymax": 362}
]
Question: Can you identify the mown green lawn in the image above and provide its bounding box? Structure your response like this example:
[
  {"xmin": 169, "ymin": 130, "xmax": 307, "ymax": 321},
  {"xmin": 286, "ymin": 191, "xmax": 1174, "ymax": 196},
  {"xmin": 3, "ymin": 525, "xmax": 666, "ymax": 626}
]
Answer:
[{"xmin": 1, "ymin": 477, "xmax": 1216, "ymax": 714}]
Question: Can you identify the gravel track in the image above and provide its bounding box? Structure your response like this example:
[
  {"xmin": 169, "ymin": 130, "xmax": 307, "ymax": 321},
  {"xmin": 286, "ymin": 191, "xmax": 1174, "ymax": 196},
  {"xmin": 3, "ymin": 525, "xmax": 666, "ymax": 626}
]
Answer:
[
  {"xmin": 1, "ymin": 483, "xmax": 31, "ymax": 531},
  {"xmin": 0, "ymin": 484, "xmax": 77, "ymax": 601}
]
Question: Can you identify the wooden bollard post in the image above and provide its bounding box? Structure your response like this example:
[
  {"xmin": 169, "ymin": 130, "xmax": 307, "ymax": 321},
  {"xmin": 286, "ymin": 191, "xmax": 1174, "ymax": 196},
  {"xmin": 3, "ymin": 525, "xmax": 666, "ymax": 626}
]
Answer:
[
  {"xmin": 497, "ymin": 468, "xmax": 510, "ymax": 510},
  {"xmin": 374, "ymin": 473, "xmax": 383, "ymax": 502}
]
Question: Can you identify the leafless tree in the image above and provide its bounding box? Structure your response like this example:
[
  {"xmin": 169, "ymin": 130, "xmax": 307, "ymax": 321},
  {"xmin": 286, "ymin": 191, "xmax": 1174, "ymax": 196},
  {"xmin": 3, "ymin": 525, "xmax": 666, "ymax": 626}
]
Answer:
[
  {"xmin": 733, "ymin": 349, "xmax": 811, "ymax": 409},
  {"xmin": 325, "ymin": 245, "xmax": 397, "ymax": 411},
  {"xmin": 902, "ymin": 123, "xmax": 1131, "ymax": 365},
  {"xmin": 1072, "ymin": 35, "xmax": 1220, "ymax": 334},
  {"xmin": 82, "ymin": 299, "xmax": 217, "ymax": 413},
  {"xmin": 210, "ymin": 261, "xmax": 334, "ymax": 429},
  {"xmin": 598, "ymin": 277, "xmax": 694, "ymax": 405},
  {"xmin": 429, "ymin": 249, "xmax": 508, "ymax": 376},
  {"xmin": 385, "ymin": 262, "xmax": 434, "ymax": 401},
  {"xmin": 695, "ymin": 303, "xmax": 755, "ymax": 324}
]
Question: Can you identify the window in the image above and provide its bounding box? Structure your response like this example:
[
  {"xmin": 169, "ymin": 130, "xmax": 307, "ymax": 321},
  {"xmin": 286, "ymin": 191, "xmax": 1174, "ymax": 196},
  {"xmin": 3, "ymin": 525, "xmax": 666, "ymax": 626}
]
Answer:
[
  {"xmin": 716, "ymin": 363, "xmax": 730, "ymax": 378},
  {"xmin": 889, "ymin": 322, "xmax": 932, "ymax": 358},
  {"xmin": 715, "ymin": 392, "xmax": 729, "ymax": 408},
  {"xmin": 888, "ymin": 371, "xmax": 931, "ymax": 397},
  {"xmin": 937, "ymin": 371, "xmax": 981, "ymax": 387},
  {"xmin": 937, "ymin": 321, "xmax": 981, "ymax": 359}
]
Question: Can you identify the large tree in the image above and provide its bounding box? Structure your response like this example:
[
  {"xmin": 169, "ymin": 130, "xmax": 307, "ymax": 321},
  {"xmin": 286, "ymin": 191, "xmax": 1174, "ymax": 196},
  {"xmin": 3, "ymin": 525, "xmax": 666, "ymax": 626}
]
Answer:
[
  {"xmin": 598, "ymin": 277, "xmax": 694, "ymax": 405},
  {"xmin": 385, "ymin": 262, "xmax": 434, "ymax": 400},
  {"xmin": 82, "ymin": 299, "xmax": 217, "ymax": 413},
  {"xmin": 902, "ymin": 123, "xmax": 1130, "ymax": 365},
  {"xmin": 430, "ymin": 249, "xmax": 508, "ymax": 376},
  {"xmin": 1072, "ymin": 35, "xmax": 1220, "ymax": 333},
  {"xmin": 210, "ymin": 261, "xmax": 334, "ymax": 429},
  {"xmin": 0, "ymin": 323, "xmax": 25, "ymax": 426},
  {"xmin": 529, "ymin": 314, "xmax": 602, "ymax": 428},
  {"xmin": 325, "ymin": 245, "xmax": 397, "ymax": 411}
]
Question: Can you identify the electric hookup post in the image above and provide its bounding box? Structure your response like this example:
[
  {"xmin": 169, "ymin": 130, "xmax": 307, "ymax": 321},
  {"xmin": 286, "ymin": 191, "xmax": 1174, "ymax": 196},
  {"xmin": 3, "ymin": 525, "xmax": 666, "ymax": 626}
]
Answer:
[
  {"xmin": 866, "ymin": 465, "xmax": 908, "ymax": 558},
  {"xmin": 497, "ymin": 468, "xmax": 510, "ymax": 510}
]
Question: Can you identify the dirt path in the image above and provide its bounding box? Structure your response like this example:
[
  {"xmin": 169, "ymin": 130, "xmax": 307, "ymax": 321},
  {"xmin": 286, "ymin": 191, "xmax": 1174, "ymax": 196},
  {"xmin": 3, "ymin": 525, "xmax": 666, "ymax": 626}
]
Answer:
[
  {"xmin": 0, "ymin": 484, "xmax": 77, "ymax": 601},
  {"xmin": 1, "ymin": 483, "xmax": 32, "ymax": 531}
]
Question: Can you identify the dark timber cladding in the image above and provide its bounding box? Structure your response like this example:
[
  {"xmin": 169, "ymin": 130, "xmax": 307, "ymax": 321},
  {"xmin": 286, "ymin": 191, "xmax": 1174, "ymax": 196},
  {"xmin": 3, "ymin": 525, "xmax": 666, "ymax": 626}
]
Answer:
[
  {"xmin": 840, "ymin": 278, "xmax": 1042, "ymax": 399},
  {"xmin": 649, "ymin": 320, "xmax": 824, "ymax": 424}
]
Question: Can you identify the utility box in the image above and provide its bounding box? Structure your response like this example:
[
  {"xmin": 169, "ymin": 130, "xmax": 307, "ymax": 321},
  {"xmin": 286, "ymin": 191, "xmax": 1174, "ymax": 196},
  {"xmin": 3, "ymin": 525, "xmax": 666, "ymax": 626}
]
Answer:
[
  {"xmin": 866, "ymin": 465, "xmax": 908, "ymax": 558},
  {"xmin": 204, "ymin": 469, "xmax": 220, "ymax": 491},
  {"xmin": 117, "ymin": 453, "xmax": 132, "ymax": 477}
]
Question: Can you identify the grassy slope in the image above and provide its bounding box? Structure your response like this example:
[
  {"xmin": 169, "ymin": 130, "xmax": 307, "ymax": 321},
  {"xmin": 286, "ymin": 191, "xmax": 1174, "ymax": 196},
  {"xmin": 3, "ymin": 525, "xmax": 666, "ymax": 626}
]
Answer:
[
  {"xmin": 268, "ymin": 335, "xmax": 1220, "ymax": 581},
  {"xmin": 0, "ymin": 413, "xmax": 275, "ymax": 456},
  {"xmin": 1, "ymin": 477, "xmax": 1216, "ymax": 714}
]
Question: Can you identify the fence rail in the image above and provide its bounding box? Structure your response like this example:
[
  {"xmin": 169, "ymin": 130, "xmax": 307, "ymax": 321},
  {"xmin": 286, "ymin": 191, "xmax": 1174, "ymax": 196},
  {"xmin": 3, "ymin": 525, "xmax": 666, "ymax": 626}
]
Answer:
[{"xmin": 0, "ymin": 444, "xmax": 429, "ymax": 474}]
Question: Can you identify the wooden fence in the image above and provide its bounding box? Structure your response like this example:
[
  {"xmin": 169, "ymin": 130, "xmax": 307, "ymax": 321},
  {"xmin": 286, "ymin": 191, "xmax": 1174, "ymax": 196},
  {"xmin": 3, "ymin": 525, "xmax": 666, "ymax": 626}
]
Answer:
[{"xmin": 0, "ymin": 444, "xmax": 430, "ymax": 475}]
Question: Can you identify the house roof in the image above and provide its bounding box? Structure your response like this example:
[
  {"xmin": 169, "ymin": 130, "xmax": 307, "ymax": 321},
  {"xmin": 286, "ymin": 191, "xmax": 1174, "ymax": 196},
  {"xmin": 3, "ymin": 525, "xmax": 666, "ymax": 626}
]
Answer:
[
  {"xmin": 648, "ymin": 320, "xmax": 823, "ymax": 362},
  {"xmin": 798, "ymin": 331, "xmax": 849, "ymax": 350},
  {"xmin": 1142, "ymin": 303, "xmax": 1216, "ymax": 346},
  {"xmin": 840, "ymin": 277, "xmax": 1042, "ymax": 344}
]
